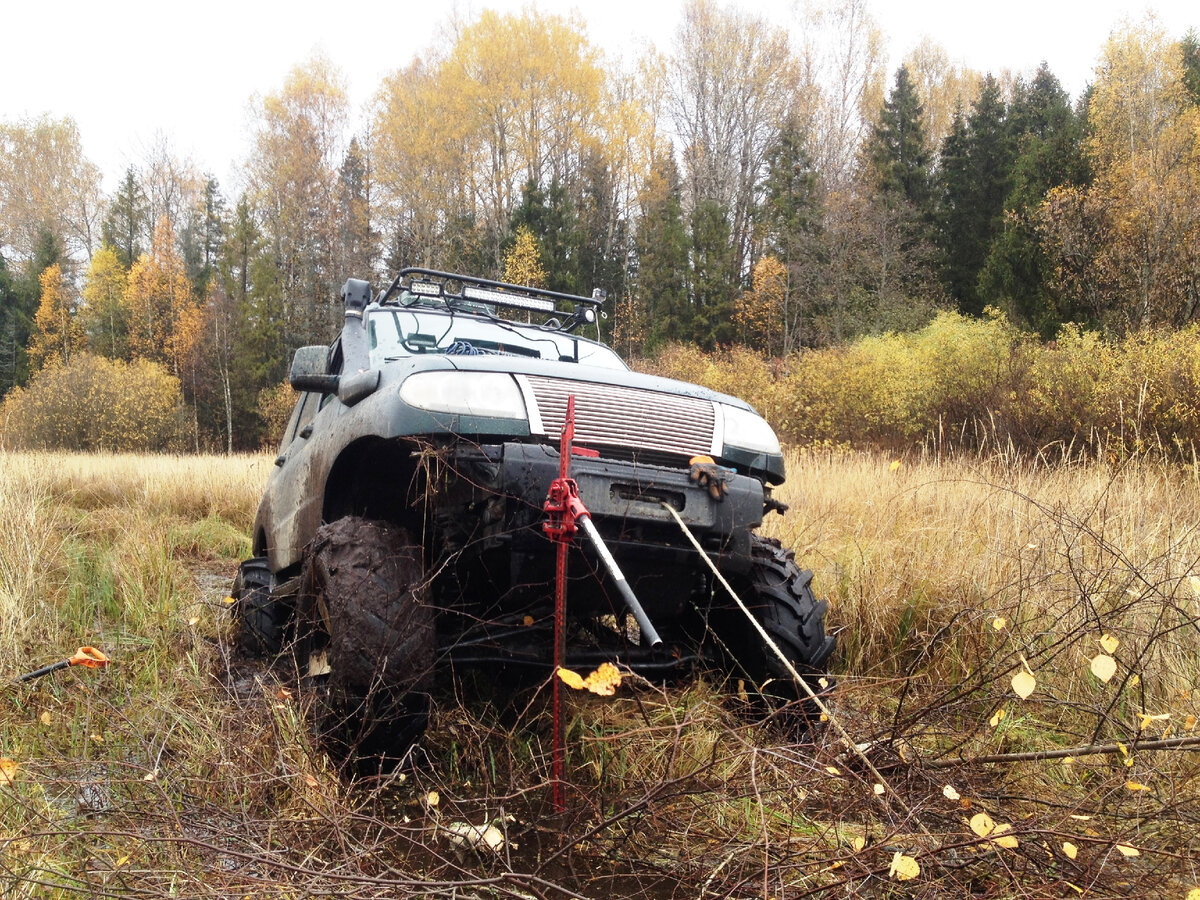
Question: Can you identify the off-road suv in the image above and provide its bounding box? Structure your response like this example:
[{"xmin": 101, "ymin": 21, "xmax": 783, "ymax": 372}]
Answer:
[{"xmin": 232, "ymin": 269, "xmax": 834, "ymax": 747}]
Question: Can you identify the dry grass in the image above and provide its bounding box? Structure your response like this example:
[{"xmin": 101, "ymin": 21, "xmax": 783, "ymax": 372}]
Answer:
[{"xmin": 1, "ymin": 448, "xmax": 1198, "ymax": 897}]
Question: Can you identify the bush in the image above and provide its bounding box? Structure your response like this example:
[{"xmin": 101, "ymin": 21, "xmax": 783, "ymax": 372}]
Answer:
[{"xmin": 0, "ymin": 354, "xmax": 185, "ymax": 451}]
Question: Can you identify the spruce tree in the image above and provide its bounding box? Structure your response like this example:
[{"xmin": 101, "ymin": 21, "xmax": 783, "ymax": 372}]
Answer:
[
  {"xmin": 101, "ymin": 168, "xmax": 148, "ymax": 270},
  {"xmin": 867, "ymin": 65, "xmax": 933, "ymax": 214},
  {"xmin": 635, "ymin": 154, "xmax": 690, "ymax": 347}
]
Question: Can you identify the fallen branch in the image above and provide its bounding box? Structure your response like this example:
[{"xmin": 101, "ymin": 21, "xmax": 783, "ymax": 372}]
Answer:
[{"xmin": 921, "ymin": 734, "xmax": 1200, "ymax": 769}]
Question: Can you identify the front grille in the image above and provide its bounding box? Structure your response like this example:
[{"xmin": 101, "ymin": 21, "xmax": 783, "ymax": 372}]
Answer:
[{"xmin": 523, "ymin": 375, "xmax": 716, "ymax": 457}]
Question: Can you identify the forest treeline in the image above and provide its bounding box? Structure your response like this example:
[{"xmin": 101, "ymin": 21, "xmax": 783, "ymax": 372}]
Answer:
[{"xmin": 1, "ymin": 1, "xmax": 1199, "ymax": 451}]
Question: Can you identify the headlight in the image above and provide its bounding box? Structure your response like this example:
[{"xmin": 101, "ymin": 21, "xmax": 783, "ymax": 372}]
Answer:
[
  {"xmin": 720, "ymin": 404, "xmax": 781, "ymax": 456},
  {"xmin": 399, "ymin": 372, "xmax": 528, "ymax": 419}
]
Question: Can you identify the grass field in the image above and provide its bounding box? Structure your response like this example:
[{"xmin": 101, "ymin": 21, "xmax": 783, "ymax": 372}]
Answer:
[{"xmin": 1, "ymin": 448, "xmax": 1198, "ymax": 897}]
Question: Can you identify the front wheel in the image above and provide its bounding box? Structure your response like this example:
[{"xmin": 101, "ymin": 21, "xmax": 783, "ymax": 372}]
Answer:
[
  {"xmin": 715, "ymin": 535, "xmax": 835, "ymax": 721},
  {"xmin": 231, "ymin": 557, "xmax": 287, "ymax": 656},
  {"xmin": 300, "ymin": 516, "xmax": 436, "ymax": 765}
]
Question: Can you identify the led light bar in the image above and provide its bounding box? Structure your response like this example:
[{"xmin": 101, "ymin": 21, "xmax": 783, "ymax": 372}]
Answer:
[
  {"xmin": 409, "ymin": 279, "xmax": 443, "ymax": 297},
  {"xmin": 463, "ymin": 284, "xmax": 556, "ymax": 313}
]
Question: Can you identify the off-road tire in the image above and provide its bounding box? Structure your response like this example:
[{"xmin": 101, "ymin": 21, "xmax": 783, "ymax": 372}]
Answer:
[
  {"xmin": 719, "ymin": 535, "xmax": 834, "ymax": 723},
  {"xmin": 232, "ymin": 557, "xmax": 286, "ymax": 656},
  {"xmin": 301, "ymin": 516, "xmax": 435, "ymax": 765}
]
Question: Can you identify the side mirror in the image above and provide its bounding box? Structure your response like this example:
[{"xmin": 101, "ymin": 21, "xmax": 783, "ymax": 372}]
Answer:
[{"xmin": 289, "ymin": 346, "xmax": 339, "ymax": 393}]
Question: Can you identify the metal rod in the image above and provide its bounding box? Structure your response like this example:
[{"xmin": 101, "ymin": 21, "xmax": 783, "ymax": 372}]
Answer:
[
  {"xmin": 17, "ymin": 660, "xmax": 69, "ymax": 682},
  {"xmin": 577, "ymin": 515, "xmax": 663, "ymax": 648}
]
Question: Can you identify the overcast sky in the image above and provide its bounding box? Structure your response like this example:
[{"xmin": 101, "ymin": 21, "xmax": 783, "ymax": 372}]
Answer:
[{"xmin": 1, "ymin": 0, "xmax": 1195, "ymax": 193}]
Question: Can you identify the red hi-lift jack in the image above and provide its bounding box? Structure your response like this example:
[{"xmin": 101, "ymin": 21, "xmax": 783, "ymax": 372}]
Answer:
[{"xmin": 542, "ymin": 395, "xmax": 662, "ymax": 811}]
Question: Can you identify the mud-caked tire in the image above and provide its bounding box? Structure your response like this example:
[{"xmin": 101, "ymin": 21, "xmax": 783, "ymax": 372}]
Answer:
[
  {"xmin": 232, "ymin": 557, "xmax": 287, "ymax": 656},
  {"xmin": 301, "ymin": 516, "xmax": 436, "ymax": 766},
  {"xmin": 718, "ymin": 535, "xmax": 835, "ymax": 724}
]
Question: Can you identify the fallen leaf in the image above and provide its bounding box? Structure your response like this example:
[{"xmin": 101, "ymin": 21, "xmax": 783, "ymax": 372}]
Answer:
[
  {"xmin": 1185, "ymin": 888, "xmax": 1200, "ymax": 900},
  {"xmin": 872, "ymin": 783, "xmax": 885, "ymax": 795},
  {"xmin": 1117, "ymin": 742, "xmax": 1129, "ymax": 758},
  {"xmin": 275, "ymin": 688, "xmax": 293, "ymax": 701},
  {"xmin": 39, "ymin": 711, "xmax": 52, "ymax": 726},
  {"xmin": 851, "ymin": 836, "xmax": 866, "ymax": 852},
  {"xmin": 222, "ymin": 596, "xmax": 236, "ymax": 605},
  {"xmin": 90, "ymin": 733, "xmax": 104, "ymax": 744},
  {"xmin": 1069, "ymin": 814, "xmax": 1092, "ymax": 821},
  {"xmin": 824, "ymin": 766, "xmax": 841, "ymax": 776},
  {"xmin": 187, "ymin": 616, "xmax": 199, "ymax": 626},
  {"xmin": 0, "ymin": 758, "xmax": 17, "ymax": 786},
  {"xmin": 1186, "ymin": 714, "xmax": 1197, "ymax": 730},
  {"xmin": 889, "ymin": 460, "xmax": 902, "ymax": 472},
  {"xmin": 115, "ymin": 855, "xmax": 129, "ymax": 867},
  {"xmin": 1115, "ymin": 843, "xmax": 1139, "ymax": 857},
  {"xmin": 1125, "ymin": 781, "xmax": 1150, "ymax": 792},
  {"xmin": 1099, "ymin": 633, "xmax": 1119, "ymax": 653},
  {"xmin": 1025, "ymin": 542, "xmax": 1039, "ymax": 550},
  {"xmin": 990, "ymin": 708, "xmax": 1006, "ymax": 728},
  {"xmin": 522, "ymin": 615, "xmax": 534, "ymax": 626},
  {"xmin": 1063, "ymin": 756, "xmax": 1075, "ymax": 766},
  {"xmin": 142, "ymin": 770, "xmax": 158, "ymax": 781},
  {"xmin": 970, "ymin": 812, "xmax": 997, "ymax": 837},
  {"xmin": 990, "ymin": 822, "xmax": 1019, "ymax": 849},
  {"xmin": 303, "ymin": 774, "xmax": 319, "ymax": 789},
  {"xmin": 1091, "ymin": 654, "xmax": 1117, "ymax": 683},
  {"xmin": 943, "ymin": 784, "xmax": 960, "ymax": 801},
  {"xmin": 991, "ymin": 616, "xmax": 1007, "ymax": 631},
  {"xmin": 426, "ymin": 791, "xmax": 440, "ymax": 807},
  {"xmin": 1129, "ymin": 674, "xmax": 1140, "ymax": 687},
  {"xmin": 818, "ymin": 676, "xmax": 829, "ymax": 688},
  {"xmin": 888, "ymin": 852, "xmax": 920, "ymax": 881},
  {"xmin": 1065, "ymin": 883, "xmax": 1083, "ymax": 895},
  {"xmin": 1011, "ymin": 668, "xmax": 1036, "ymax": 700},
  {"xmin": 819, "ymin": 712, "xmax": 829, "ymax": 722},
  {"xmin": 1063, "ymin": 841, "xmax": 1078, "ymax": 859}
]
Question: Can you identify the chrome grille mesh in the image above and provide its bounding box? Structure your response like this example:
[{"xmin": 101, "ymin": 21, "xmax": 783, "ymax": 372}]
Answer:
[{"xmin": 523, "ymin": 375, "xmax": 715, "ymax": 457}]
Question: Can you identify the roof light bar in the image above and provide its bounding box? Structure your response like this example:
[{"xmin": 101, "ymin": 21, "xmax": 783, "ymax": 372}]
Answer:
[
  {"xmin": 409, "ymin": 279, "xmax": 443, "ymax": 297},
  {"xmin": 462, "ymin": 285, "xmax": 556, "ymax": 313}
]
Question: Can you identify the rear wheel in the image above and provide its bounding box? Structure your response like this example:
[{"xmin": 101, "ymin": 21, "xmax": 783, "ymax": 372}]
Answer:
[
  {"xmin": 231, "ymin": 557, "xmax": 287, "ymax": 656},
  {"xmin": 715, "ymin": 535, "xmax": 835, "ymax": 723},
  {"xmin": 300, "ymin": 516, "xmax": 436, "ymax": 766}
]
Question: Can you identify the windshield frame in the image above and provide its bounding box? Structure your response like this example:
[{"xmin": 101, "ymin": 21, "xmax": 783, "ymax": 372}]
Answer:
[{"xmin": 366, "ymin": 306, "xmax": 627, "ymax": 371}]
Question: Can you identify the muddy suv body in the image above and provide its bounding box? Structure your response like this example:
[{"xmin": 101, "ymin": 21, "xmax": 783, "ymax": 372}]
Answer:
[{"xmin": 234, "ymin": 270, "xmax": 833, "ymax": 739}]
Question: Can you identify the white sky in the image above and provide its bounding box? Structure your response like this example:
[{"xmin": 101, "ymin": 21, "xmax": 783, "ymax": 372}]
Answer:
[{"xmin": 1, "ymin": 0, "xmax": 1196, "ymax": 193}]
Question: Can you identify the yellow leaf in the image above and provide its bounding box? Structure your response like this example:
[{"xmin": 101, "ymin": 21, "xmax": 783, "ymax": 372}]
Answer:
[
  {"xmin": 1124, "ymin": 756, "xmax": 1135, "ymax": 767},
  {"xmin": 888, "ymin": 852, "xmax": 920, "ymax": 880},
  {"xmin": 0, "ymin": 758, "xmax": 17, "ymax": 786},
  {"xmin": 142, "ymin": 770, "xmax": 157, "ymax": 781},
  {"xmin": 819, "ymin": 712, "xmax": 829, "ymax": 722},
  {"xmin": 1184, "ymin": 888, "xmax": 1200, "ymax": 900},
  {"xmin": 187, "ymin": 616, "xmax": 199, "ymax": 626},
  {"xmin": 990, "ymin": 822, "xmax": 1018, "ymax": 849},
  {"xmin": 522, "ymin": 615, "xmax": 534, "ymax": 626},
  {"xmin": 426, "ymin": 790, "xmax": 440, "ymax": 807},
  {"xmin": 1063, "ymin": 841, "xmax": 1078, "ymax": 859},
  {"xmin": 942, "ymin": 784, "xmax": 960, "ymax": 801},
  {"xmin": 1070, "ymin": 814, "xmax": 1092, "ymax": 820},
  {"xmin": 1186, "ymin": 714, "xmax": 1197, "ymax": 730},
  {"xmin": 889, "ymin": 460, "xmax": 901, "ymax": 472},
  {"xmin": 825, "ymin": 766, "xmax": 841, "ymax": 776},
  {"xmin": 1011, "ymin": 668, "xmax": 1036, "ymax": 700},
  {"xmin": 581, "ymin": 662, "xmax": 623, "ymax": 696},
  {"xmin": 1099, "ymin": 633, "xmax": 1119, "ymax": 653},
  {"xmin": 39, "ymin": 710, "xmax": 52, "ymax": 726},
  {"xmin": 1136, "ymin": 712, "xmax": 1170, "ymax": 730},
  {"xmin": 1129, "ymin": 674, "xmax": 1140, "ymax": 687},
  {"xmin": 222, "ymin": 596, "xmax": 236, "ymax": 605},
  {"xmin": 1065, "ymin": 883, "xmax": 1083, "ymax": 894},
  {"xmin": 873, "ymin": 783, "xmax": 885, "ymax": 795},
  {"xmin": 1125, "ymin": 781, "xmax": 1150, "ymax": 791},
  {"xmin": 990, "ymin": 708, "xmax": 1006, "ymax": 728},
  {"xmin": 851, "ymin": 836, "xmax": 865, "ymax": 852},
  {"xmin": 818, "ymin": 676, "xmax": 829, "ymax": 688},
  {"xmin": 991, "ymin": 616, "xmax": 1007, "ymax": 631},
  {"xmin": 303, "ymin": 773, "xmax": 319, "ymax": 789},
  {"xmin": 115, "ymin": 855, "xmax": 129, "ymax": 867},
  {"xmin": 1116, "ymin": 741, "xmax": 1129, "ymax": 758},
  {"xmin": 1063, "ymin": 756, "xmax": 1075, "ymax": 766},
  {"xmin": 970, "ymin": 812, "xmax": 996, "ymax": 837},
  {"xmin": 1091, "ymin": 654, "xmax": 1117, "ymax": 682},
  {"xmin": 556, "ymin": 667, "xmax": 585, "ymax": 690},
  {"xmin": 90, "ymin": 733, "xmax": 104, "ymax": 744},
  {"xmin": 1115, "ymin": 843, "xmax": 1139, "ymax": 857}
]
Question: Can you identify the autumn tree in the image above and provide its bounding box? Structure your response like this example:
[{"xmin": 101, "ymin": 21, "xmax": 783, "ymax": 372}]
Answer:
[
  {"xmin": 902, "ymin": 38, "xmax": 982, "ymax": 154},
  {"xmin": 28, "ymin": 263, "xmax": 85, "ymax": 371},
  {"xmin": 123, "ymin": 217, "xmax": 195, "ymax": 369},
  {"xmin": 0, "ymin": 116, "xmax": 102, "ymax": 266},
  {"xmin": 503, "ymin": 226, "xmax": 549, "ymax": 288},
  {"xmin": 670, "ymin": 0, "xmax": 799, "ymax": 283},
  {"xmin": 247, "ymin": 52, "xmax": 349, "ymax": 345},
  {"xmin": 81, "ymin": 245, "xmax": 130, "ymax": 360}
]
